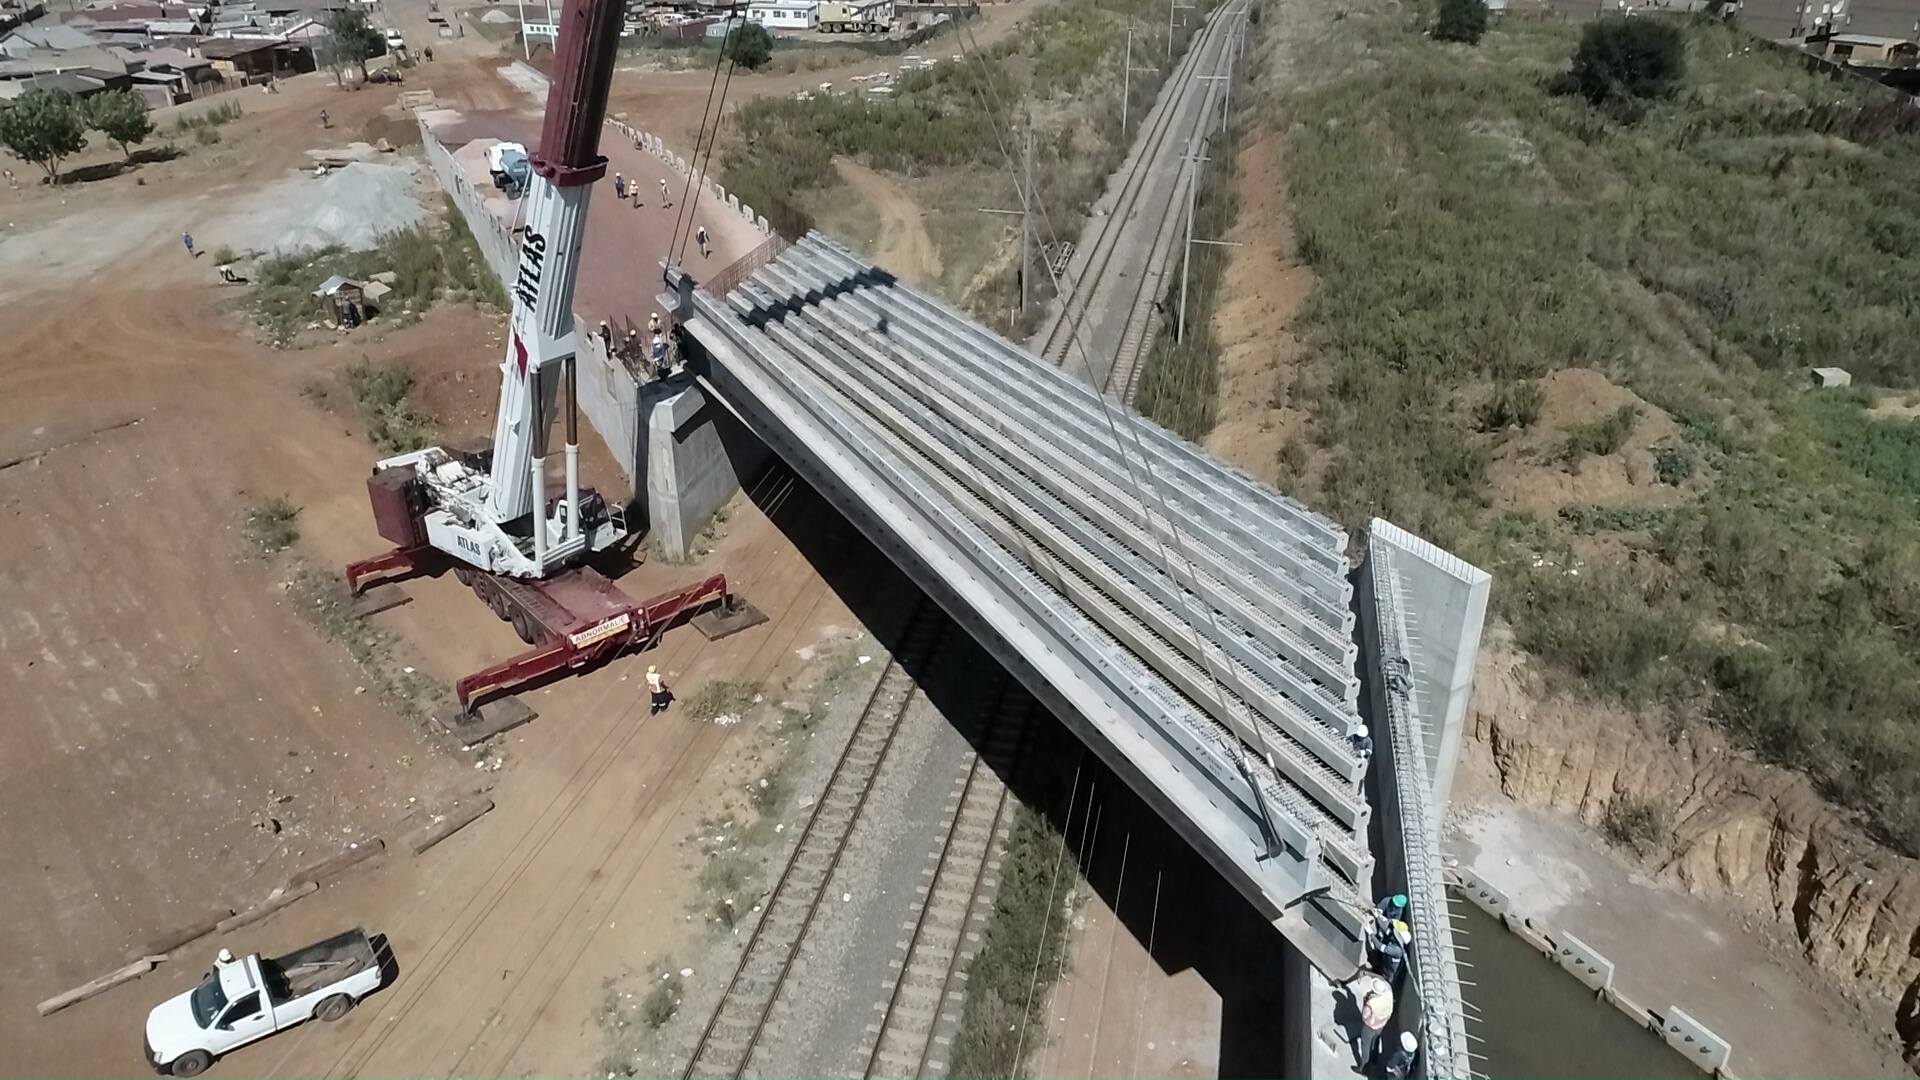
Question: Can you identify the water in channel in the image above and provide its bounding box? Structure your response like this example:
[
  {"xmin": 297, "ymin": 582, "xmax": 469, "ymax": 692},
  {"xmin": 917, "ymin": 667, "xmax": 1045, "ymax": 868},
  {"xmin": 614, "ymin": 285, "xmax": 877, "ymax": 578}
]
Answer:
[{"xmin": 1455, "ymin": 903, "xmax": 1699, "ymax": 1080}]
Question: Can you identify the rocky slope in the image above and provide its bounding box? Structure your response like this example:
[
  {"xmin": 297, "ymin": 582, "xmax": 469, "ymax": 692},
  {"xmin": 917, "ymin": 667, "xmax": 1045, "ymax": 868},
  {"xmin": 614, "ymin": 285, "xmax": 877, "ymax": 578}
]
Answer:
[{"xmin": 1468, "ymin": 632, "xmax": 1920, "ymax": 1069}]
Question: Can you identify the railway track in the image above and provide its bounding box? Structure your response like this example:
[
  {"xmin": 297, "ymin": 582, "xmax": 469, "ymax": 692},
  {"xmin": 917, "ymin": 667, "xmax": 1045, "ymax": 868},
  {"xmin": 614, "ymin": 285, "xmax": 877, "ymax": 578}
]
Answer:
[
  {"xmin": 680, "ymin": 602, "xmax": 948, "ymax": 1080},
  {"xmin": 1034, "ymin": 0, "xmax": 1244, "ymax": 388},
  {"xmin": 858, "ymin": 681, "xmax": 1037, "ymax": 1080}
]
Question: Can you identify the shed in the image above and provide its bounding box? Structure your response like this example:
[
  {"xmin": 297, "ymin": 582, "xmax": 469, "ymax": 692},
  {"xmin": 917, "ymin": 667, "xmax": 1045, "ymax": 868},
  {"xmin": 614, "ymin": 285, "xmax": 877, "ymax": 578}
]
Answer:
[{"xmin": 1810, "ymin": 366, "xmax": 1853, "ymax": 388}]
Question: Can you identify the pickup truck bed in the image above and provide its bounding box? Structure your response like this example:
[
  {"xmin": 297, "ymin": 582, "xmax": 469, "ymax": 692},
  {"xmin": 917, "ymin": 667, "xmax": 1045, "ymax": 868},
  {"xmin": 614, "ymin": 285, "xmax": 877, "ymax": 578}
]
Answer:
[{"xmin": 262, "ymin": 929, "xmax": 375, "ymax": 1002}]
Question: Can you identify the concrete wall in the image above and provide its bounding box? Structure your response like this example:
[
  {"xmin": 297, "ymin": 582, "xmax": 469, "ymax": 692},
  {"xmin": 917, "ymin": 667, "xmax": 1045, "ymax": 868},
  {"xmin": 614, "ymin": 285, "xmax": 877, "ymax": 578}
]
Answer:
[
  {"xmin": 417, "ymin": 118, "xmax": 518, "ymax": 288},
  {"xmin": 1366, "ymin": 519, "xmax": 1489, "ymax": 811},
  {"xmin": 1357, "ymin": 518, "xmax": 1489, "ymax": 1080}
]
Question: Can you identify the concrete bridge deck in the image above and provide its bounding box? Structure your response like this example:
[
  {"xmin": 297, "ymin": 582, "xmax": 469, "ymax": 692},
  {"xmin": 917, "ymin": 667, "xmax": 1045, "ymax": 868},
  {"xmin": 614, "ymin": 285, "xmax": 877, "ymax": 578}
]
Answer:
[{"xmin": 673, "ymin": 232, "xmax": 1377, "ymax": 968}]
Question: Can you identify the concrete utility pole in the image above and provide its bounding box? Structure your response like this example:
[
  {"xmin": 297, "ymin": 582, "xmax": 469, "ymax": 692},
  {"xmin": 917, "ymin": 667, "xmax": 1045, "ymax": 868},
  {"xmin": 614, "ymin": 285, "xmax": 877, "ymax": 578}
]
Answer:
[
  {"xmin": 1177, "ymin": 139, "xmax": 1200, "ymax": 343},
  {"xmin": 1122, "ymin": 23, "xmax": 1157, "ymax": 132},
  {"xmin": 1022, "ymin": 121, "xmax": 1033, "ymax": 312},
  {"xmin": 1168, "ymin": 0, "xmax": 1193, "ymax": 59}
]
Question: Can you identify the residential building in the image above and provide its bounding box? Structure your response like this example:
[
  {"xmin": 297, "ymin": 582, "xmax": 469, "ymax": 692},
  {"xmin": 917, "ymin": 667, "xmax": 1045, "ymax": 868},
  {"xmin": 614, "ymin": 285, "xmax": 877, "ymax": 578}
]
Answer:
[{"xmin": 746, "ymin": 0, "xmax": 815, "ymax": 30}]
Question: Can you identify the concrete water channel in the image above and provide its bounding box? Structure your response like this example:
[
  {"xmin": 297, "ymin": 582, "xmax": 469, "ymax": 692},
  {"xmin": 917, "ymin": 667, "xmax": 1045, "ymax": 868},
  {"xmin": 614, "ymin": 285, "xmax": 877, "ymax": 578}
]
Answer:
[{"xmin": 1456, "ymin": 904, "xmax": 1698, "ymax": 1079}]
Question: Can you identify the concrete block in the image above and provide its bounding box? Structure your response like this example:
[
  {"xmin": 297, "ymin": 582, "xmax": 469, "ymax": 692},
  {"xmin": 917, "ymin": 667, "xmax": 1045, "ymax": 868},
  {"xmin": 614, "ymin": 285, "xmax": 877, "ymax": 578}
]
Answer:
[
  {"xmin": 1549, "ymin": 930, "xmax": 1614, "ymax": 992},
  {"xmin": 432, "ymin": 695, "xmax": 537, "ymax": 742},
  {"xmin": 729, "ymin": 193, "xmax": 740, "ymax": 211},
  {"xmin": 741, "ymin": 203, "xmax": 754, "ymax": 223},
  {"xmin": 757, "ymin": 214, "xmax": 770, "ymax": 233},
  {"xmin": 1451, "ymin": 867, "xmax": 1510, "ymax": 918},
  {"xmin": 1658, "ymin": 1007, "xmax": 1732, "ymax": 1074}
]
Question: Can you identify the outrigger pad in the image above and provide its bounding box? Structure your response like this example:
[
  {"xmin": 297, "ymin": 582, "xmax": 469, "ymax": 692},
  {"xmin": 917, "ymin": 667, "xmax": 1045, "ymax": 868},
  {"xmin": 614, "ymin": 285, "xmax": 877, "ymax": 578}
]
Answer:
[
  {"xmin": 692, "ymin": 601, "xmax": 767, "ymax": 641},
  {"xmin": 350, "ymin": 582, "xmax": 412, "ymax": 619},
  {"xmin": 432, "ymin": 696, "xmax": 537, "ymax": 743}
]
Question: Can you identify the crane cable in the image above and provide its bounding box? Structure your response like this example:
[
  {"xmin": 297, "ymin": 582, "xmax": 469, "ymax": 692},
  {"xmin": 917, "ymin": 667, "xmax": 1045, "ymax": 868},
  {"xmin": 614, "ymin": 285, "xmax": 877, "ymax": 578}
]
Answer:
[
  {"xmin": 667, "ymin": 29, "xmax": 736, "ymax": 266},
  {"xmin": 950, "ymin": 3, "xmax": 1293, "ymax": 833}
]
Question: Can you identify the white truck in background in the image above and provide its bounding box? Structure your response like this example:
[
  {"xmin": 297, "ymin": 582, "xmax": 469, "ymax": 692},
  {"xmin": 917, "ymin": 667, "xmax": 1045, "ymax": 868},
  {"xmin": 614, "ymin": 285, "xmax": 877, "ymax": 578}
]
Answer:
[{"xmin": 143, "ymin": 929, "xmax": 385, "ymax": 1077}]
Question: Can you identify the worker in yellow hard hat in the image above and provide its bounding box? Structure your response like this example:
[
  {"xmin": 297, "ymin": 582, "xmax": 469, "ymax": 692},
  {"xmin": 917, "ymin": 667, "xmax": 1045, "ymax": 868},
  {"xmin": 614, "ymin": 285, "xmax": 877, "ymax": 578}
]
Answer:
[{"xmin": 646, "ymin": 664, "xmax": 672, "ymax": 715}]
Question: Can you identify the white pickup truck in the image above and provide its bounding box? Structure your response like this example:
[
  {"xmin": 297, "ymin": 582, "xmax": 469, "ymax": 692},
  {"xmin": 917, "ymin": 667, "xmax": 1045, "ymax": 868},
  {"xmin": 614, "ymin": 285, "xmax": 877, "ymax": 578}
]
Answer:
[{"xmin": 143, "ymin": 929, "xmax": 384, "ymax": 1077}]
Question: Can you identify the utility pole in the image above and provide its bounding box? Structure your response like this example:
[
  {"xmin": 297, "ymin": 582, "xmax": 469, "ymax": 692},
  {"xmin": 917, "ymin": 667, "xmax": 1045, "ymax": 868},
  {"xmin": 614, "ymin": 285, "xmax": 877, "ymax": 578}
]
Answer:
[
  {"xmin": 1177, "ymin": 138, "xmax": 1203, "ymax": 343},
  {"xmin": 1122, "ymin": 25, "xmax": 1133, "ymax": 130},
  {"xmin": 1022, "ymin": 120, "xmax": 1033, "ymax": 313}
]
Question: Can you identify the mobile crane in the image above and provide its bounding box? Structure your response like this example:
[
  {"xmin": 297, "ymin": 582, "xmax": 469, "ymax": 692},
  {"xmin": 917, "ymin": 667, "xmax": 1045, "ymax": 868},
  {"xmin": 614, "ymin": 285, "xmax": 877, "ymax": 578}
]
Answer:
[{"xmin": 344, "ymin": 0, "xmax": 748, "ymax": 721}]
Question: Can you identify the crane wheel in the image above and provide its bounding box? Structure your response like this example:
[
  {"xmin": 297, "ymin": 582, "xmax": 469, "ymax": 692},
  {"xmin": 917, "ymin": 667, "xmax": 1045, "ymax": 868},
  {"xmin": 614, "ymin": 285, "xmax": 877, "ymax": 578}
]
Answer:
[
  {"xmin": 512, "ymin": 611, "xmax": 537, "ymax": 645},
  {"xmin": 453, "ymin": 566, "xmax": 474, "ymax": 587}
]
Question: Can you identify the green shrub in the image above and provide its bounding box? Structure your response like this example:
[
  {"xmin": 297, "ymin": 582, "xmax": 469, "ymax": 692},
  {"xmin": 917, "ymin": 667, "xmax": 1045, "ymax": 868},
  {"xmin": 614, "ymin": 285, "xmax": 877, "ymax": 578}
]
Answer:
[
  {"xmin": 1477, "ymin": 379, "xmax": 1545, "ymax": 432},
  {"xmin": 1559, "ymin": 404, "xmax": 1641, "ymax": 464},
  {"xmin": 723, "ymin": 22, "xmax": 774, "ymax": 70},
  {"xmin": 1561, "ymin": 18, "xmax": 1686, "ymax": 108},
  {"xmin": 246, "ymin": 497, "xmax": 300, "ymax": 555},
  {"xmin": 947, "ymin": 806, "xmax": 1073, "ymax": 1079},
  {"xmin": 346, "ymin": 360, "xmax": 433, "ymax": 453},
  {"xmin": 1433, "ymin": 0, "xmax": 1489, "ymax": 44},
  {"xmin": 680, "ymin": 679, "xmax": 761, "ymax": 723},
  {"xmin": 1652, "ymin": 442, "xmax": 1693, "ymax": 484},
  {"xmin": 640, "ymin": 974, "xmax": 681, "ymax": 1028},
  {"xmin": 1600, "ymin": 792, "xmax": 1668, "ymax": 855}
]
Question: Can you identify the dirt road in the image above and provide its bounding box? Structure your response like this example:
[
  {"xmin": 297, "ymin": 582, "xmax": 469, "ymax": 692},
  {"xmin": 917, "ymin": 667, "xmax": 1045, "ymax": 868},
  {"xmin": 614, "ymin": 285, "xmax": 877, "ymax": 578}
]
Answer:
[{"xmin": 833, "ymin": 158, "xmax": 941, "ymax": 288}]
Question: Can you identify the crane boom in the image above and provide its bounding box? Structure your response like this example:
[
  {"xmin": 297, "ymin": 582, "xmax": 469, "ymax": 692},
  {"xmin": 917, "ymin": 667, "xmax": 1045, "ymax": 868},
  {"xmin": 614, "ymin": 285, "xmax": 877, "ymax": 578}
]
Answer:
[{"xmin": 360, "ymin": 0, "xmax": 632, "ymax": 579}]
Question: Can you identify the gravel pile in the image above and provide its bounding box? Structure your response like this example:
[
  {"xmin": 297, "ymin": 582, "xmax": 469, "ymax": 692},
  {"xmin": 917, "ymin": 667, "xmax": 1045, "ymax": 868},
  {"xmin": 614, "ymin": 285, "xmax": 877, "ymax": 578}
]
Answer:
[{"xmin": 212, "ymin": 160, "xmax": 429, "ymax": 256}]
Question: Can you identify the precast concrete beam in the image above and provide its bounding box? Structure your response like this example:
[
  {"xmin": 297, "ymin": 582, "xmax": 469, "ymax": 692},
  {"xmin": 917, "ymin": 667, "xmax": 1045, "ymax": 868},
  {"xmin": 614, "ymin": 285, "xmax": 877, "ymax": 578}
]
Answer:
[{"xmin": 735, "ymin": 294, "xmax": 1370, "ymax": 854}]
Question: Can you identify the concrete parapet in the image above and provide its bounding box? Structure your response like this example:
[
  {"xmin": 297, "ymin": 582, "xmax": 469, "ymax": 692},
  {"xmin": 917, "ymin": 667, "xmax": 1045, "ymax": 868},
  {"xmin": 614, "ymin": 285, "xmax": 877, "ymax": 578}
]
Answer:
[
  {"xmin": 1366, "ymin": 518, "xmax": 1490, "ymax": 810},
  {"xmin": 1552, "ymin": 930, "xmax": 1615, "ymax": 993},
  {"xmin": 1661, "ymin": 1008, "xmax": 1734, "ymax": 1075},
  {"xmin": 1452, "ymin": 866, "xmax": 1510, "ymax": 919}
]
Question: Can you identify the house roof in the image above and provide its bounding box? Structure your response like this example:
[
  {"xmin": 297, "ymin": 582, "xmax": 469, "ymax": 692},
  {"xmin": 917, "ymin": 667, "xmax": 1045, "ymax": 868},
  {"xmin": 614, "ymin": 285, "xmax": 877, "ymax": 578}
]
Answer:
[
  {"xmin": 196, "ymin": 35, "xmax": 280, "ymax": 57},
  {"xmin": 4, "ymin": 24, "xmax": 100, "ymax": 48},
  {"xmin": 313, "ymin": 274, "xmax": 362, "ymax": 297},
  {"xmin": 26, "ymin": 69, "xmax": 104, "ymax": 91},
  {"xmin": 129, "ymin": 43, "xmax": 207, "ymax": 66},
  {"xmin": 1828, "ymin": 33, "xmax": 1915, "ymax": 47}
]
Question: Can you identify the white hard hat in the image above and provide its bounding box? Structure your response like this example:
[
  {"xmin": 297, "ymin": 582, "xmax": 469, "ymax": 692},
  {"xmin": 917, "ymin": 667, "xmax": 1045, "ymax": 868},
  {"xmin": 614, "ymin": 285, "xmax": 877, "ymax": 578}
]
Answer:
[
  {"xmin": 1355, "ymin": 723, "xmax": 1369, "ymax": 738},
  {"xmin": 1400, "ymin": 1031, "xmax": 1418, "ymax": 1052}
]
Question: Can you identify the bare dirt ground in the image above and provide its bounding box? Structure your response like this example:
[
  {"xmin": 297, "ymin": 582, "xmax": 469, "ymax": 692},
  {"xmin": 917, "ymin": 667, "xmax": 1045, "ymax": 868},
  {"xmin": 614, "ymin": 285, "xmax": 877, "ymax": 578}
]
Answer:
[
  {"xmin": 0, "ymin": 42, "xmax": 903, "ymax": 1080},
  {"xmin": 833, "ymin": 158, "xmax": 941, "ymax": 289},
  {"xmin": 1203, "ymin": 127, "xmax": 1310, "ymax": 487},
  {"xmin": 1480, "ymin": 367, "xmax": 1709, "ymax": 519}
]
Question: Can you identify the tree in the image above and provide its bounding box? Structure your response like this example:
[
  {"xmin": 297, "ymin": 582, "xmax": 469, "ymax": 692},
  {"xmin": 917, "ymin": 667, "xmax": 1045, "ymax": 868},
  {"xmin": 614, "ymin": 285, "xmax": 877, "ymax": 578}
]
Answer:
[
  {"xmin": 724, "ymin": 22, "xmax": 774, "ymax": 71},
  {"xmin": 0, "ymin": 88, "xmax": 88, "ymax": 185},
  {"xmin": 84, "ymin": 89, "xmax": 154, "ymax": 161},
  {"xmin": 1563, "ymin": 17, "xmax": 1687, "ymax": 108},
  {"xmin": 324, "ymin": 7, "xmax": 383, "ymax": 85},
  {"xmin": 1433, "ymin": 0, "xmax": 1489, "ymax": 43}
]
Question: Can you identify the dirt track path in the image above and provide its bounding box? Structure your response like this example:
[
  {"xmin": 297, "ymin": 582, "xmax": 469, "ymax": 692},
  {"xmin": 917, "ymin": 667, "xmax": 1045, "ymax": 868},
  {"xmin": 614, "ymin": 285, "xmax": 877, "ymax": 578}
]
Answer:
[{"xmin": 834, "ymin": 158, "xmax": 941, "ymax": 288}]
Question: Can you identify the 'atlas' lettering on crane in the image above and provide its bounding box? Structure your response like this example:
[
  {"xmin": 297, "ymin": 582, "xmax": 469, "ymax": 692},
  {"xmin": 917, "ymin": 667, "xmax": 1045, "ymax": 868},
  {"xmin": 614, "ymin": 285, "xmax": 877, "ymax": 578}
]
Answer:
[{"xmin": 513, "ymin": 230, "xmax": 547, "ymax": 309}]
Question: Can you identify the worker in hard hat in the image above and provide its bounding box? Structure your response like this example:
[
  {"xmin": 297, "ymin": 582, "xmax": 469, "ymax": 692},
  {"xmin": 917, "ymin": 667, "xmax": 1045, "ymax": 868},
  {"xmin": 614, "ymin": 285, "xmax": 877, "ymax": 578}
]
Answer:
[
  {"xmin": 1380, "ymin": 1031, "xmax": 1418, "ymax": 1079},
  {"xmin": 646, "ymin": 664, "xmax": 672, "ymax": 715}
]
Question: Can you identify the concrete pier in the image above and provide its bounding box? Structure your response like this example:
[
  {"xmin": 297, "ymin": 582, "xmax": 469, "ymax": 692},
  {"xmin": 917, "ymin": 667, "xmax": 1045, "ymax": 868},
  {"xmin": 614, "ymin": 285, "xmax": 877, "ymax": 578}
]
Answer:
[{"xmin": 644, "ymin": 383, "xmax": 770, "ymax": 560}]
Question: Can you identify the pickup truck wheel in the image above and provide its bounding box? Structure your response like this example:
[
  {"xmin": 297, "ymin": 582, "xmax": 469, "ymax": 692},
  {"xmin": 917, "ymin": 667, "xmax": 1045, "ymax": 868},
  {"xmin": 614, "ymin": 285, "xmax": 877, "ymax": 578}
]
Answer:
[
  {"xmin": 170, "ymin": 1050, "xmax": 212, "ymax": 1077},
  {"xmin": 316, "ymin": 993, "xmax": 354, "ymax": 1022}
]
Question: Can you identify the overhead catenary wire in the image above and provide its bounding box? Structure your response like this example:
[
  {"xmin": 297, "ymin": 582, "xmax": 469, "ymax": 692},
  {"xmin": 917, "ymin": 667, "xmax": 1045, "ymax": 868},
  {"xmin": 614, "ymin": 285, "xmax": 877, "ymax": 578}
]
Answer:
[{"xmin": 950, "ymin": 0, "xmax": 1304, "ymax": 857}]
